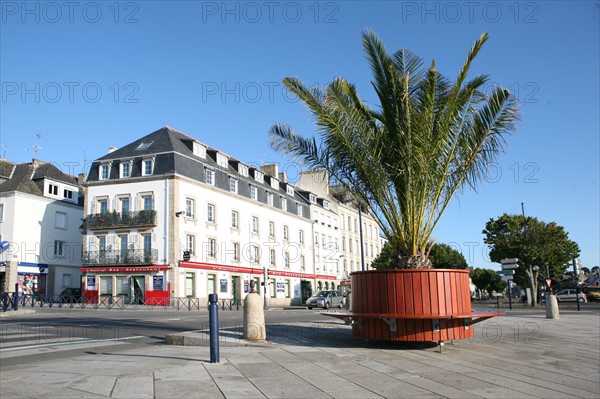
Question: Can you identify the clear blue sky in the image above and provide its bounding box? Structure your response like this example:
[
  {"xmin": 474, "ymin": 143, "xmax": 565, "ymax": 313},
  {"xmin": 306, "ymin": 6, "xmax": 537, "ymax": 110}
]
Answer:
[{"xmin": 1, "ymin": 1, "xmax": 598, "ymax": 270}]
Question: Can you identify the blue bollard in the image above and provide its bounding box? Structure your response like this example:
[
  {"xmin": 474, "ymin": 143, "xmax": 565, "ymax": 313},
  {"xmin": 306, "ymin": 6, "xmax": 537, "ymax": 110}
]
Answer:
[{"xmin": 208, "ymin": 293, "xmax": 220, "ymax": 363}]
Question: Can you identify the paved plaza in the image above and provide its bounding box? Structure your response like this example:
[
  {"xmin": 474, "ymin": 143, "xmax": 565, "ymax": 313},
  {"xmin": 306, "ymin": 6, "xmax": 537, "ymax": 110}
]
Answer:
[{"xmin": 1, "ymin": 308, "xmax": 599, "ymax": 398}]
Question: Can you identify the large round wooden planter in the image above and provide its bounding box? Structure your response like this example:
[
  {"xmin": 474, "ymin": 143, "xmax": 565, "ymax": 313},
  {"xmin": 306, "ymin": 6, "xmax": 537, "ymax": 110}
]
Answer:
[{"xmin": 350, "ymin": 269, "xmax": 473, "ymax": 342}]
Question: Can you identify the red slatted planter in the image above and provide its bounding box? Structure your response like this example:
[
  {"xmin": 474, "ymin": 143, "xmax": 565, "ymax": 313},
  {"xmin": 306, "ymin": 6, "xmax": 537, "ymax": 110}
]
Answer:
[{"xmin": 348, "ymin": 269, "xmax": 474, "ymax": 342}]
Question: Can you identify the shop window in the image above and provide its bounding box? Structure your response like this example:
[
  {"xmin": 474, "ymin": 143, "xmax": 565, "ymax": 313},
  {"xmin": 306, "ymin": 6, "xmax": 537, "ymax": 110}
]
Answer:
[
  {"xmin": 185, "ymin": 272, "xmax": 195, "ymax": 298},
  {"xmin": 100, "ymin": 276, "xmax": 113, "ymax": 296}
]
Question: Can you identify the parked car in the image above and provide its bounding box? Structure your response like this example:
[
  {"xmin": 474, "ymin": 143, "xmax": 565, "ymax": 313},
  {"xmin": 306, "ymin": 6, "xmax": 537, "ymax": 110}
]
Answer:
[
  {"xmin": 60, "ymin": 288, "xmax": 82, "ymax": 303},
  {"xmin": 306, "ymin": 290, "xmax": 344, "ymax": 309},
  {"xmin": 583, "ymin": 287, "xmax": 600, "ymax": 302},
  {"xmin": 555, "ymin": 289, "xmax": 587, "ymax": 303}
]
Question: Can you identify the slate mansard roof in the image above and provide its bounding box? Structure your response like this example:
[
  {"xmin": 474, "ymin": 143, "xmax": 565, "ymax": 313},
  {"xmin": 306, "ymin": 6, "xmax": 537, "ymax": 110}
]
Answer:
[
  {"xmin": 86, "ymin": 126, "xmax": 313, "ymax": 218},
  {"xmin": 0, "ymin": 159, "xmax": 82, "ymax": 205}
]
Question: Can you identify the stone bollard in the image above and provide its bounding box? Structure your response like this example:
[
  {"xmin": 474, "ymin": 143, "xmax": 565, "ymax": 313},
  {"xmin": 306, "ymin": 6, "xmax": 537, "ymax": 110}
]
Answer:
[
  {"xmin": 545, "ymin": 294, "xmax": 560, "ymax": 319},
  {"xmin": 243, "ymin": 281, "xmax": 266, "ymax": 341}
]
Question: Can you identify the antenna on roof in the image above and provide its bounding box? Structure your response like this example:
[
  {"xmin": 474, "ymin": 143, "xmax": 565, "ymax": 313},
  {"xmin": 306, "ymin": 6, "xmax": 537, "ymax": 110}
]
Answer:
[
  {"xmin": 0, "ymin": 144, "xmax": 6, "ymax": 161},
  {"xmin": 29, "ymin": 133, "xmax": 42, "ymax": 160}
]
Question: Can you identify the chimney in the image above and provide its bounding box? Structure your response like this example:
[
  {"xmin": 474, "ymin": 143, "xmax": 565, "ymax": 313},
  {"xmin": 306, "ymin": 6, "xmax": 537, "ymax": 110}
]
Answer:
[
  {"xmin": 260, "ymin": 163, "xmax": 279, "ymax": 178},
  {"xmin": 108, "ymin": 147, "xmax": 118, "ymax": 154},
  {"xmin": 278, "ymin": 172, "xmax": 287, "ymax": 183}
]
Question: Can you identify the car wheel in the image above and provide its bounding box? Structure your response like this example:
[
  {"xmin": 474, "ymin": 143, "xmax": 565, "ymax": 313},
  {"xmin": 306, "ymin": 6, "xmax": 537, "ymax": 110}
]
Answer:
[
  {"xmin": 338, "ymin": 302, "xmax": 343, "ymax": 309},
  {"xmin": 307, "ymin": 307, "xmax": 313, "ymax": 310},
  {"xmin": 324, "ymin": 302, "xmax": 330, "ymax": 309}
]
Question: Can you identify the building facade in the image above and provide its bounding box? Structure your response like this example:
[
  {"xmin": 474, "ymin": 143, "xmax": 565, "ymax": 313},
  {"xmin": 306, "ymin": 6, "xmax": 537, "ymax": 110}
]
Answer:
[
  {"xmin": 0, "ymin": 159, "xmax": 83, "ymax": 296},
  {"xmin": 81, "ymin": 127, "xmax": 381, "ymax": 306}
]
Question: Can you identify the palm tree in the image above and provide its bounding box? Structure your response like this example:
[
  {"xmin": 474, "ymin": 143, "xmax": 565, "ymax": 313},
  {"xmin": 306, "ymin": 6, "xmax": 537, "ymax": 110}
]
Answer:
[{"xmin": 269, "ymin": 30, "xmax": 520, "ymax": 269}]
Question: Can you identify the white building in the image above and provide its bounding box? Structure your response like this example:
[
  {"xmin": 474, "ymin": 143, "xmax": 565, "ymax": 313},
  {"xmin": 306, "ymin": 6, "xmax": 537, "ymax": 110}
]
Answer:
[
  {"xmin": 81, "ymin": 127, "xmax": 382, "ymax": 306},
  {"xmin": 0, "ymin": 159, "xmax": 84, "ymax": 296}
]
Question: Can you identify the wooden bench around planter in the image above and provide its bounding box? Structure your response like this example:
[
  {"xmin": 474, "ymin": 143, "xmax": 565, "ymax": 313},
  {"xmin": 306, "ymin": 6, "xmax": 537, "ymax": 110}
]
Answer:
[{"xmin": 321, "ymin": 269, "xmax": 504, "ymax": 351}]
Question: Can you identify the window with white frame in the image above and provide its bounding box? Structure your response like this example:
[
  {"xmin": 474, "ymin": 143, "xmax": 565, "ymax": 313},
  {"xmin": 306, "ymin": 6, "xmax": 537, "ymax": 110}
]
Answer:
[
  {"xmin": 284, "ymin": 252, "xmax": 290, "ymax": 268},
  {"xmin": 97, "ymin": 198, "xmax": 108, "ymax": 214},
  {"xmin": 300, "ymin": 255, "xmax": 305, "ymax": 270},
  {"xmin": 229, "ymin": 177, "xmax": 238, "ymax": 193},
  {"xmin": 185, "ymin": 198, "xmax": 195, "ymax": 218},
  {"xmin": 55, "ymin": 211, "xmax": 67, "ymax": 229},
  {"xmin": 323, "ymin": 200, "xmax": 330, "ymax": 209},
  {"xmin": 141, "ymin": 195, "xmax": 153, "ymax": 210},
  {"xmin": 270, "ymin": 178, "xmax": 279, "ymax": 189},
  {"xmin": 0, "ymin": 203, "xmax": 3, "ymax": 222},
  {"xmin": 232, "ymin": 242, "xmax": 240, "ymax": 262},
  {"xmin": 250, "ymin": 186, "xmax": 257, "ymax": 200},
  {"xmin": 207, "ymin": 203, "xmax": 216, "ymax": 223},
  {"xmin": 254, "ymin": 171, "xmax": 264, "ymax": 183},
  {"xmin": 63, "ymin": 189, "xmax": 74, "ymax": 200},
  {"xmin": 238, "ymin": 164, "xmax": 248, "ymax": 176},
  {"xmin": 207, "ymin": 238, "xmax": 217, "ymax": 258},
  {"xmin": 269, "ymin": 221, "xmax": 275, "ymax": 238},
  {"xmin": 142, "ymin": 159, "xmax": 154, "ymax": 176},
  {"xmin": 251, "ymin": 216, "xmax": 259, "ymax": 233},
  {"xmin": 120, "ymin": 161, "xmax": 131, "ymax": 178},
  {"xmin": 286, "ymin": 185, "xmax": 294, "ymax": 196},
  {"xmin": 342, "ymin": 237, "xmax": 346, "ymax": 251},
  {"xmin": 186, "ymin": 234, "xmax": 195, "ymax": 255},
  {"xmin": 283, "ymin": 225, "xmax": 289, "ymax": 240},
  {"xmin": 231, "ymin": 210, "xmax": 239, "ymax": 228},
  {"xmin": 297, "ymin": 204, "xmax": 303, "ymax": 217},
  {"xmin": 54, "ymin": 240, "xmax": 65, "ymax": 257},
  {"xmin": 193, "ymin": 142, "xmax": 206, "ymax": 158},
  {"xmin": 205, "ymin": 168, "xmax": 215, "ymax": 185},
  {"xmin": 309, "ymin": 194, "xmax": 317, "ymax": 204},
  {"xmin": 252, "ymin": 245, "xmax": 260, "ymax": 263},
  {"xmin": 267, "ymin": 192, "xmax": 274, "ymax": 206},
  {"xmin": 299, "ymin": 230, "xmax": 304, "ymax": 244},
  {"xmin": 217, "ymin": 153, "xmax": 228, "ymax": 168},
  {"xmin": 99, "ymin": 164, "xmax": 110, "ymax": 180},
  {"xmin": 119, "ymin": 196, "xmax": 130, "ymax": 213},
  {"xmin": 269, "ymin": 249, "xmax": 276, "ymax": 266},
  {"xmin": 281, "ymin": 197, "xmax": 287, "ymax": 211},
  {"xmin": 48, "ymin": 183, "xmax": 59, "ymax": 196}
]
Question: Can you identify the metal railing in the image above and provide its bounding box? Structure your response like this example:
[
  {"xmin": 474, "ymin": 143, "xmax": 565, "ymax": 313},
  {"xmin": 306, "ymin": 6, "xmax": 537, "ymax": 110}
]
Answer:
[
  {"xmin": 81, "ymin": 210, "xmax": 157, "ymax": 230},
  {"xmin": 83, "ymin": 249, "xmax": 158, "ymax": 265},
  {"xmin": 0, "ymin": 292, "xmax": 244, "ymax": 311}
]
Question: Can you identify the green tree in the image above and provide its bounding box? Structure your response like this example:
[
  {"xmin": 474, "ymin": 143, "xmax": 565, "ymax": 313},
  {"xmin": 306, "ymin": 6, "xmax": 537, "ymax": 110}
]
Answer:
[
  {"xmin": 483, "ymin": 213, "xmax": 580, "ymax": 306},
  {"xmin": 372, "ymin": 242, "xmax": 467, "ymax": 269},
  {"xmin": 429, "ymin": 243, "xmax": 468, "ymax": 269},
  {"xmin": 269, "ymin": 29, "xmax": 519, "ymax": 269},
  {"xmin": 470, "ymin": 268, "xmax": 507, "ymax": 298}
]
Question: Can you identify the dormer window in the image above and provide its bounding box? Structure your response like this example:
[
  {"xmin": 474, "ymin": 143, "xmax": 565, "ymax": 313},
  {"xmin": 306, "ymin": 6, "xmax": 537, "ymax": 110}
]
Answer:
[
  {"xmin": 309, "ymin": 194, "xmax": 317, "ymax": 204},
  {"xmin": 217, "ymin": 153, "xmax": 228, "ymax": 168},
  {"xmin": 238, "ymin": 164, "xmax": 249, "ymax": 177},
  {"xmin": 254, "ymin": 171, "xmax": 264, "ymax": 183},
  {"xmin": 193, "ymin": 142, "xmax": 206, "ymax": 158},
  {"xmin": 48, "ymin": 183, "xmax": 59, "ymax": 196},
  {"xmin": 120, "ymin": 161, "xmax": 132, "ymax": 178},
  {"xmin": 270, "ymin": 178, "xmax": 279, "ymax": 190},
  {"xmin": 286, "ymin": 186, "xmax": 294, "ymax": 196},
  {"xmin": 99, "ymin": 163, "xmax": 110, "ymax": 180},
  {"xmin": 323, "ymin": 200, "xmax": 330, "ymax": 210},
  {"xmin": 142, "ymin": 159, "xmax": 154, "ymax": 176}
]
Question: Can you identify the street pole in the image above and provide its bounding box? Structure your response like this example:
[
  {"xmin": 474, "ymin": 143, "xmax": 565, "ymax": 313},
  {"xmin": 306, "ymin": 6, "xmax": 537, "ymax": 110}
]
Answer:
[
  {"xmin": 507, "ymin": 279, "xmax": 512, "ymax": 310},
  {"xmin": 263, "ymin": 266, "xmax": 268, "ymax": 310},
  {"xmin": 573, "ymin": 258, "xmax": 581, "ymax": 311}
]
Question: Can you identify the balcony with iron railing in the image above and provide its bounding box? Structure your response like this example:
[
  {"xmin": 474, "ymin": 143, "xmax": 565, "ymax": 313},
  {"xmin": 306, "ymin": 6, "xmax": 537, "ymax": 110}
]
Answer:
[
  {"xmin": 81, "ymin": 210, "xmax": 157, "ymax": 231},
  {"xmin": 83, "ymin": 249, "xmax": 158, "ymax": 266}
]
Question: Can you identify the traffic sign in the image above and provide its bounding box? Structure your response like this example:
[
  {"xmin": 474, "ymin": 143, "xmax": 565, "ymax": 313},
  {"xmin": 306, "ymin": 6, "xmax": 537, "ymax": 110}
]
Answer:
[
  {"xmin": 546, "ymin": 279, "xmax": 552, "ymax": 287},
  {"xmin": 496, "ymin": 270, "xmax": 515, "ymax": 275},
  {"xmin": 501, "ymin": 263, "xmax": 519, "ymax": 270},
  {"xmin": 501, "ymin": 258, "xmax": 519, "ymax": 264},
  {"xmin": 501, "ymin": 275, "xmax": 513, "ymax": 281}
]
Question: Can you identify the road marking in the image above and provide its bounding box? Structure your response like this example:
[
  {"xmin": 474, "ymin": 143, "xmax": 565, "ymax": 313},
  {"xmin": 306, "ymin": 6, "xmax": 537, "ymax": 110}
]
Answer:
[{"xmin": 0, "ymin": 335, "xmax": 147, "ymax": 352}]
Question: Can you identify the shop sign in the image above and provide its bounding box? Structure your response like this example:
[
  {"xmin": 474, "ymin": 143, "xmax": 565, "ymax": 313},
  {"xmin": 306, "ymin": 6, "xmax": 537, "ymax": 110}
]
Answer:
[
  {"xmin": 219, "ymin": 279, "xmax": 228, "ymax": 293},
  {"xmin": 276, "ymin": 281, "xmax": 285, "ymax": 293}
]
